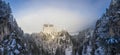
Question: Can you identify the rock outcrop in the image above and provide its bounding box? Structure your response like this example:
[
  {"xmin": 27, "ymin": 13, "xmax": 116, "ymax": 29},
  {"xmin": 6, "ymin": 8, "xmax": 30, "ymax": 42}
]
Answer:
[
  {"xmin": 0, "ymin": 0, "xmax": 30, "ymax": 55},
  {"xmin": 71, "ymin": 28, "xmax": 94, "ymax": 55},
  {"xmin": 82, "ymin": 0, "xmax": 120, "ymax": 55},
  {"xmin": 0, "ymin": 1, "xmax": 73, "ymax": 55},
  {"xmin": 30, "ymin": 30, "xmax": 73, "ymax": 55},
  {"xmin": 1, "ymin": 0, "xmax": 120, "ymax": 55}
]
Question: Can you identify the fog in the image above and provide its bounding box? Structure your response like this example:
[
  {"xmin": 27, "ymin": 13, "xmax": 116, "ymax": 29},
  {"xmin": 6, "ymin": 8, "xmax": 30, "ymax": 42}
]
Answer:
[{"xmin": 6, "ymin": 0, "xmax": 111, "ymax": 33}]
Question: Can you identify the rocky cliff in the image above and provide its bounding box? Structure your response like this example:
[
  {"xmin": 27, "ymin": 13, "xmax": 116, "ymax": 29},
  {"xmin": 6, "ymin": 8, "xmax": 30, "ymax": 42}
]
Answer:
[
  {"xmin": 30, "ymin": 30, "xmax": 73, "ymax": 55},
  {"xmin": 0, "ymin": 0, "xmax": 25, "ymax": 54},
  {"xmin": 71, "ymin": 28, "xmax": 94, "ymax": 55},
  {"xmin": 0, "ymin": 0, "xmax": 120, "ymax": 55},
  {"xmin": 82, "ymin": 0, "xmax": 120, "ymax": 55},
  {"xmin": 0, "ymin": 0, "xmax": 35, "ymax": 55},
  {"xmin": 0, "ymin": 1, "xmax": 73, "ymax": 55}
]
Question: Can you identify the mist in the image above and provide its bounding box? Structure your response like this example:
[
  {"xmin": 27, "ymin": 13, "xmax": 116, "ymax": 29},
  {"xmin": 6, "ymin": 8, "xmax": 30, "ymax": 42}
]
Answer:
[{"xmin": 6, "ymin": 0, "xmax": 111, "ymax": 33}]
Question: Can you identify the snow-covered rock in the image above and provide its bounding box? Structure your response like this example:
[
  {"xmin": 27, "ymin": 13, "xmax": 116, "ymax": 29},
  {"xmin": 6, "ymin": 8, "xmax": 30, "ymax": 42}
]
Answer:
[{"xmin": 82, "ymin": 0, "xmax": 120, "ymax": 55}]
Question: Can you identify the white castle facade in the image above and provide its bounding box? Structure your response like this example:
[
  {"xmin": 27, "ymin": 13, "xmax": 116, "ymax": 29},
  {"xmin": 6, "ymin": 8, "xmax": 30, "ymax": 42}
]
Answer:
[{"xmin": 42, "ymin": 24, "xmax": 58, "ymax": 36}]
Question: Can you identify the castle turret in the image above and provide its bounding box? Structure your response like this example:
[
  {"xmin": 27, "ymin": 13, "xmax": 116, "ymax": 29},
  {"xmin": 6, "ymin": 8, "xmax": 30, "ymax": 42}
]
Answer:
[{"xmin": 43, "ymin": 24, "xmax": 57, "ymax": 34}]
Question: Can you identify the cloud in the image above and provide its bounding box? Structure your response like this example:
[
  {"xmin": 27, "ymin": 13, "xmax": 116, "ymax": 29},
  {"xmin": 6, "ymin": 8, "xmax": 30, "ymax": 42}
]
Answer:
[
  {"xmin": 16, "ymin": 7, "xmax": 88, "ymax": 33},
  {"xmin": 10, "ymin": 0, "xmax": 111, "ymax": 34}
]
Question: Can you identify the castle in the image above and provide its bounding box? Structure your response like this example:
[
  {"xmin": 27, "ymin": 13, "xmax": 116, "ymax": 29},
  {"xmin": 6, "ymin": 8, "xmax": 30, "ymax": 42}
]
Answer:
[
  {"xmin": 42, "ymin": 24, "xmax": 59, "ymax": 38},
  {"xmin": 43, "ymin": 24, "xmax": 56, "ymax": 34}
]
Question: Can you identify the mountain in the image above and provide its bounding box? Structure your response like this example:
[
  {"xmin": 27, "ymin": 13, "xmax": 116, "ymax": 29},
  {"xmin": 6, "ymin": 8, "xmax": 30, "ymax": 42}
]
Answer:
[
  {"xmin": 0, "ymin": 0, "xmax": 120, "ymax": 55},
  {"xmin": 30, "ymin": 30, "xmax": 73, "ymax": 55},
  {"xmin": 0, "ymin": 0, "xmax": 29, "ymax": 55},
  {"xmin": 0, "ymin": 1, "xmax": 73, "ymax": 55},
  {"xmin": 81, "ymin": 0, "xmax": 120, "ymax": 55},
  {"xmin": 71, "ymin": 28, "xmax": 94, "ymax": 55},
  {"xmin": 0, "ymin": 0, "xmax": 43, "ymax": 55}
]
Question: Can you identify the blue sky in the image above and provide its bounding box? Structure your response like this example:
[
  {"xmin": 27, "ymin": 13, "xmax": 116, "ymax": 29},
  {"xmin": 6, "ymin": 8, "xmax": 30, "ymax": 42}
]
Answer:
[{"xmin": 5, "ymin": 0, "xmax": 111, "ymax": 33}]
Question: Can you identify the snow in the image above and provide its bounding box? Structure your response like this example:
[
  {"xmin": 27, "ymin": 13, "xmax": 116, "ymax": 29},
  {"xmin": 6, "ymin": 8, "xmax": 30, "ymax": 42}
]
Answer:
[
  {"xmin": 87, "ymin": 46, "xmax": 92, "ymax": 54},
  {"xmin": 14, "ymin": 49, "xmax": 20, "ymax": 54},
  {"xmin": 99, "ymin": 33, "xmax": 107, "ymax": 38},
  {"xmin": 0, "ymin": 47, "xmax": 4, "ymax": 55},
  {"xmin": 17, "ymin": 44, "xmax": 21, "ymax": 49},
  {"xmin": 65, "ymin": 49, "xmax": 72, "ymax": 55},
  {"xmin": 0, "ymin": 47, "xmax": 4, "ymax": 52},
  {"xmin": 112, "ymin": 0, "xmax": 117, "ymax": 5},
  {"xmin": 117, "ymin": 11, "xmax": 120, "ymax": 13},
  {"xmin": 9, "ymin": 51, "xmax": 14, "ymax": 55},
  {"xmin": 4, "ymin": 40, "xmax": 8, "ymax": 43},
  {"xmin": 10, "ymin": 39, "xmax": 16, "ymax": 48},
  {"xmin": 82, "ymin": 46, "xmax": 92, "ymax": 55},
  {"xmin": 65, "ymin": 46, "xmax": 72, "ymax": 55},
  {"xmin": 7, "ymin": 46, "xmax": 10, "ymax": 51},
  {"xmin": 95, "ymin": 47, "xmax": 105, "ymax": 55},
  {"xmin": 106, "ymin": 38, "xmax": 118, "ymax": 44},
  {"xmin": 11, "ymin": 32, "xmax": 15, "ymax": 36}
]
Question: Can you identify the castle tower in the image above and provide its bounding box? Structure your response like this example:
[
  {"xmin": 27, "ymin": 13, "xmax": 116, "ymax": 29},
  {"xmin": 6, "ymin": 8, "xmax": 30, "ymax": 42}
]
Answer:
[{"xmin": 43, "ymin": 24, "xmax": 57, "ymax": 35}]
